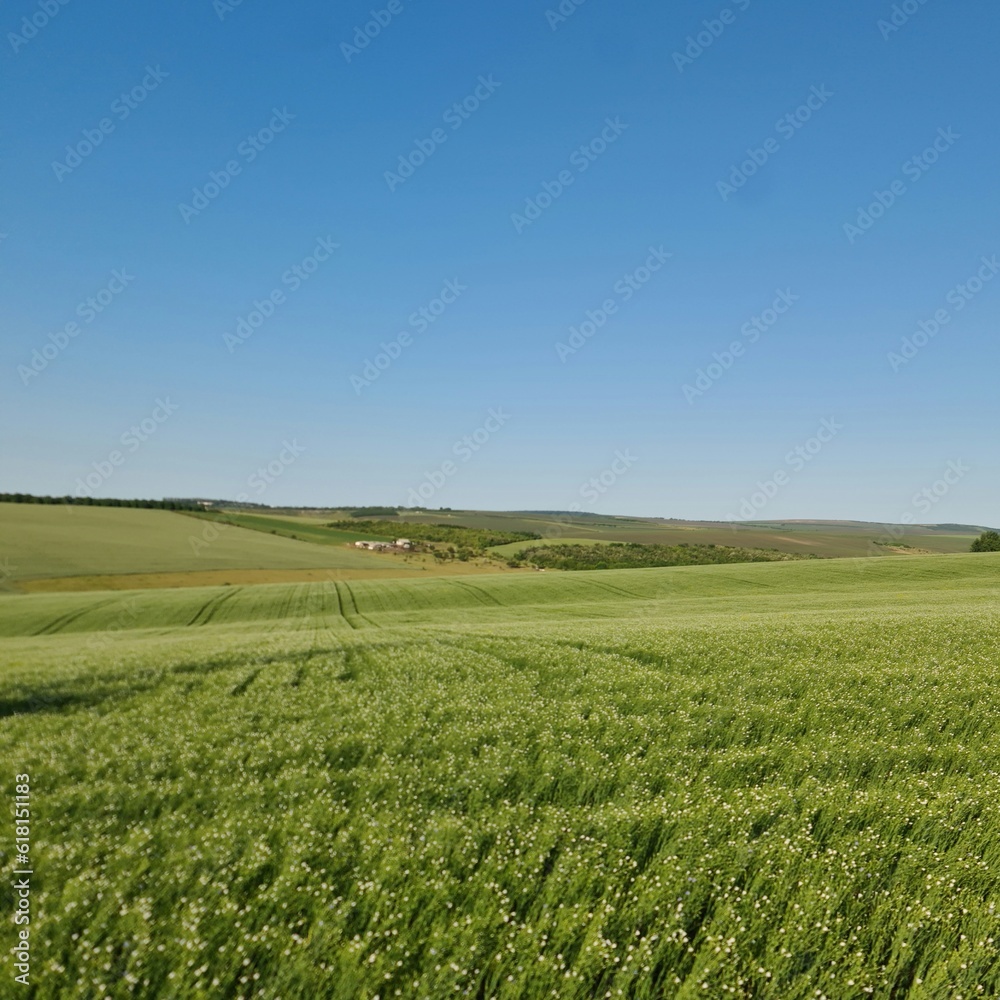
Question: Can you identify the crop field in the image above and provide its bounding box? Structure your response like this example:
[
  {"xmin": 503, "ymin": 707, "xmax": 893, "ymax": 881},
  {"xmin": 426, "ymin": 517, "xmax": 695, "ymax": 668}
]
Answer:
[
  {"xmin": 0, "ymin": 505, "xmax": 510, "ymax": 592},
  {"xmin": 259, "ymin": 509, "xmax": 988, "ymax": 559},
  {"xmin": 2, "ymin": 554, "xmax": 1000, "ymax": 998},
  {"xmin": 182, "ymin": 512, "xmax": 373, "ymax": 548},
  {"xmin": 0, "ymin": 505, "xmax": 386, "ymax": 583}
]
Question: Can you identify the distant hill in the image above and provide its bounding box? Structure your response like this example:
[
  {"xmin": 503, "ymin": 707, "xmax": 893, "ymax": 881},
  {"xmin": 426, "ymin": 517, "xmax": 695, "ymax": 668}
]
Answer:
[
  {"xmin": 0, "ymin": 503, "xmax": 434, "ymax": 592},
  {"xmin": 2, "ymin": 501, "xmax": 991, "ymax": 593}
]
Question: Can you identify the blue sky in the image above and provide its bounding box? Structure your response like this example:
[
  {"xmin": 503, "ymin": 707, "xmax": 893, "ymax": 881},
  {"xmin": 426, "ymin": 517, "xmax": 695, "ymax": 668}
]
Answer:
[{"xmin": 2, "ymin": 0, "xmax": 997, "ymax": 524}]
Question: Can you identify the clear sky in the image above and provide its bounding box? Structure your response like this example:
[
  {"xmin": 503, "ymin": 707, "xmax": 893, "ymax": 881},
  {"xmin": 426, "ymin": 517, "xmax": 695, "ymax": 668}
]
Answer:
[{"xmin": 2, "ymin": 0, "xmax": 997, "ymax": 525}]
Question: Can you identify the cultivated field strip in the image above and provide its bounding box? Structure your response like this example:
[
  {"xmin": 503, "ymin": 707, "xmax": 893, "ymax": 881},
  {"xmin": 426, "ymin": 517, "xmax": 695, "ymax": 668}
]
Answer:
[
  {"xmin": 0, "ymin": 503, "xmax": 411, "ymax": 581},
  {"xmin": 3, "ymin": 601, "xmax": 1000, "ymax": 997},
  {"xmin": 2, "ymin": 556, "xmax": 1000, "ymax": 997},
  {"xmin": 0, "ymin": 553, "xmax": 998, "ymax": 640}
]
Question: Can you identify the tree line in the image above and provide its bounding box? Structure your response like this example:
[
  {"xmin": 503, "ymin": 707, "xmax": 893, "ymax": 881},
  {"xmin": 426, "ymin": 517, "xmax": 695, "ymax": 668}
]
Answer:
[{"xmin": 0, "ymin": 493, "xmax": 202, "ymax": 510}]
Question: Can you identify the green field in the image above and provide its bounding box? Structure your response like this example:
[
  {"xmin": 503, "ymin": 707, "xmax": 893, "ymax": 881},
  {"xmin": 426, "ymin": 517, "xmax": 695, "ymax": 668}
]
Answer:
[
  {"xmin": 261, "ymin": 508, "xmax": 990, "ymax": 559},
  {"xmin": 0, "ymin": 504, "xmax": 383, "ymax": 582},
  {"xmin": 183, "ymin": 511, "xmax": 373, "ymax": 547},
  {"xmin": 3, "ymin": 553, "xmax": 1000, "ymax": 997},
  {"xmin": 0, "ymin": 505, "xmax": 483, "ymax": 591}
]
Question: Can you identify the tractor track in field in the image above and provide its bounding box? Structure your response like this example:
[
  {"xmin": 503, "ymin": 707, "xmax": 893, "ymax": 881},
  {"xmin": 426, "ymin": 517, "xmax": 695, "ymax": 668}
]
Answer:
[
  {"xmin": 578, "ymin": 578, "xmax": 652, "ymax": 601},
  {"xmin": 548, "ymin": 638, "xmax": 667, "ymax": 671},
  {"xmin": 450, "ymin": 580, "xmax": 503, "ymax": 606},
  {"xmin": 32, "ymin": 597, "xmax": 120, "ymax": 636},
  {"xmin": 333, "ymin": 582, "xmax": 360, "ymax": 629},
  {"xmin": 186, "ymin": 587, "xmax": 242, "ymax": 627},
  {"xmin": 438, "ymin": 633, "xmax": 667, "ymax": 678},
  {"xmin": 230, "ymin": 668, "xmax": 261, "ymax": 696},
  {"xmin": 335, "ymin": 581, "xmax": 379, "ymax": 628},
  {"xmin": 327, "ymin": 581, "xmax": 345, "ymax": 618}
]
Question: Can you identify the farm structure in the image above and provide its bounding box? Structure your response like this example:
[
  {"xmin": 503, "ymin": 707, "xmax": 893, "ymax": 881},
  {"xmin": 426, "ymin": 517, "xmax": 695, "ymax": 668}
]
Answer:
[{"xmin": 353, "ymin": 538, "xmax": 413, "ymax": 551}]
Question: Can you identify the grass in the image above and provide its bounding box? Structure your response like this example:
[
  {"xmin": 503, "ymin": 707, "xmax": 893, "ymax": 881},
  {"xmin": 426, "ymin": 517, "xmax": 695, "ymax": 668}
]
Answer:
[
  {"xmin": 2, "ymin": 551, "xmax": 998, "ymax": 637},
  {"xmin": 9, "ymin": 494, "xmax": 968, "ymax": 596},
  {"xmin": 0, "ymin": 504, "xmax": 515, "ymax": 591},
  {"xmin": 182, "ymin": 511, "xmax": 373, "ymax": 547},
  {"xmin": 0, "ymin": 503, "xmax": 384, "ymax": 581},
  {"xmin": 1, "ymin": 554, "xmax": 1000, "ymax": 997},
  {"xmin": 16, "ymin": 562, "xmax": 512, "ymax": 593},
  {"xmin": 321, "ymin": 509, "xmax": 987, "ymax": 558}
]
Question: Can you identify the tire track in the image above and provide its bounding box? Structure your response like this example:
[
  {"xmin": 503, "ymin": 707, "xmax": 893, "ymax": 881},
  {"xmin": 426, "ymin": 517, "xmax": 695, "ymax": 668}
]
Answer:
[
  {"xmin": 32, "ymin": 597, "xmax": 119, "ymax": 636},
  {"xmin": 451, "ymin": 580, "xmax": 503, "ymax": 606},
  {"xmin": 334, "ymin": 582, "xmax": 360, "ymax": 629},
  {"xmin": 340, "ymin": 581, "xmax": 379, "ymax": 627},
  {"xmin": 186, "ymin": 587, "xmax": 241, "ymax": 627},
  {"xmin": 230, "ymin": 668, "xmax": 260, "ymax": 696},
  {"xmin": 578, "ymin": 578, "xmax": 651, "ymax": 601}
]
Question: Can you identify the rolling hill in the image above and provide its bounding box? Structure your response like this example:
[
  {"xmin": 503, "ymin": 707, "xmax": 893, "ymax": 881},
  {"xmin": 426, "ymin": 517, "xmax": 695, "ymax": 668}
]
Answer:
[
  {"xmin": 2, "ymin": 552, "xmax": 1000, "ymax": 996},
  {"xmin": 0, "ymin": 503, "xmax": 434, "ymax": 591}
]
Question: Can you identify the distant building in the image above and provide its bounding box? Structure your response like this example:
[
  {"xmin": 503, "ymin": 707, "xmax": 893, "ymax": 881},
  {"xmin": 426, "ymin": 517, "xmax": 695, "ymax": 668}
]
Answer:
[{"xmin": 395, "ymin": 538, "xmax": 413, "ymax": 549}]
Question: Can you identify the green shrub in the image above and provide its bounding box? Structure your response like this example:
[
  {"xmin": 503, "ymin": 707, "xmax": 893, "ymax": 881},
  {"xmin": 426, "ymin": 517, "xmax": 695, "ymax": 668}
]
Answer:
[{"xmin": 971, "ymin": 530, "xmax": 1000, "ymax": 552}]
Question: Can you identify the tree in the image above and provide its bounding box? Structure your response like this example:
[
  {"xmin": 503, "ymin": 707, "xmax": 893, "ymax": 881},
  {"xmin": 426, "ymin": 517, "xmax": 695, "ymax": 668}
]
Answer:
[{"xmin": 971, "ymin": 530, "xmax": 1000, "ymax": 552}]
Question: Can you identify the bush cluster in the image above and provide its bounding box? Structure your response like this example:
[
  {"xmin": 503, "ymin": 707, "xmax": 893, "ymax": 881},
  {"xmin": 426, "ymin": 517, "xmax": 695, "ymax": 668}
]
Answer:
[
  {"xmin": 507, "ymin": 541, "xmax": 814, "ymax": 571},
  {"xmin": 327, "ymin": 519, "xmax": 540, "ymax": 554},
  {"xmin": 971, "ymin": 530, "xmax": 1000, "ymax": 552}
]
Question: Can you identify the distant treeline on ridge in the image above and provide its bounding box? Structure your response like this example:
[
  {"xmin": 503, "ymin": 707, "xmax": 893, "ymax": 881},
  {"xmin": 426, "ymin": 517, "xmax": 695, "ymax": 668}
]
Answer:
[{"xmin": 0, "ymin": 493, "xmax": 203, "ymax": 510}]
